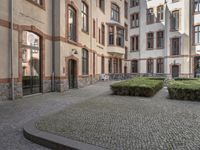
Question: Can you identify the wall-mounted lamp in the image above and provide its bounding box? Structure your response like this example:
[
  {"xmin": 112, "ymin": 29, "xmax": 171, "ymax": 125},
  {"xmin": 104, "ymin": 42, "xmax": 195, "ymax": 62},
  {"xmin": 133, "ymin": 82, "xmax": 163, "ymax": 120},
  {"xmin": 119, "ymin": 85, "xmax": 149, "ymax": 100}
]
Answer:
[
  {"xmin": 173, "ymin": 60, "xmax": 176, "ymax": 65},
  {"xmin": 72, "ymin": 49, "xmax": 78, "ymax": 55}
]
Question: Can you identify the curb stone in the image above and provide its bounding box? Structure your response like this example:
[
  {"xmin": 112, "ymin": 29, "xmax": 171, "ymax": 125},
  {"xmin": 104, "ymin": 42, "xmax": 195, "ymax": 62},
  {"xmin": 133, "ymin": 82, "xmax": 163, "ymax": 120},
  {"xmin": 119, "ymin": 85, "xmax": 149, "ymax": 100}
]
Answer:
[{"xmin": 23, "ymin": 119, "xmax": 107, "ymax": 150}]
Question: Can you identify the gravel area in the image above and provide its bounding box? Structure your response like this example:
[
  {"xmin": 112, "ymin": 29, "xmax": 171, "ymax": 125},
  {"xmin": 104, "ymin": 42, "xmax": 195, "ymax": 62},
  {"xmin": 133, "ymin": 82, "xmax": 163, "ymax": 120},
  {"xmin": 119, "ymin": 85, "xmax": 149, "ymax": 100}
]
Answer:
[
  {"xmin": 0, "ymin": 81, "xmax": 113, "ymax": 150},
  {"xmin": 36, "ymin": 87, "xmax": 200, "ymax": 150}
]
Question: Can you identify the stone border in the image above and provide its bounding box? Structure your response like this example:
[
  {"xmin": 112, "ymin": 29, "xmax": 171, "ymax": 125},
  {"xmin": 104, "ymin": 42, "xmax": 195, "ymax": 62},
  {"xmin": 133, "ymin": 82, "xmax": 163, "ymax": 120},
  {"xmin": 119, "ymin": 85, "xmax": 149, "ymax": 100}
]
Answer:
[{"xmin": 23, "ymin": 119, "xmax": 106, "ymax": 150}]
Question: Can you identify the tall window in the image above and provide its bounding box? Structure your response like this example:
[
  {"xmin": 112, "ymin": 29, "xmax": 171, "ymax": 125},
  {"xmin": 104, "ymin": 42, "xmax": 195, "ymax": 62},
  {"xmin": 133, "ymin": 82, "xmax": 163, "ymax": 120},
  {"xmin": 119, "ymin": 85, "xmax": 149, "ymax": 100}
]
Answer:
[
  {"xmin": 125, "ymin": 47, "xmax": 128, "ymax": 59},
  {"xmin": 147, "ymin": 8, "xmax": 154, "ymax": 24},
  {"xmin": 101, "ymin": 24, "xmax": 105, "ymax": 45},
  {"xmin": 131, "ymin": 13, "xmax": 139, "ymax": 28},
  {"xmin": 93, "ymin": 53, "xmax": 95, "ymax": 75},
  {"xmin": 130, "ymin": 0, "xmax": 139, "ymax": 7},
  {"xmin": 68, "ymin": 6, "xmax": 76, "ymax": 41},
  {"xmin": 99, "ymin": 0, "xmax": 105, "ymax": 12},
  {"xmin": 116, "ymin": 27, "xmax": 124, "ymax": 47},
  {"xmin": 157, "ymin": 6, "xmax": 164, "ymax": 22},
  {"xmin": 125, "ymin": 24, "xmax": 128, "ymax": 41},
  {"xmin": 111, "ymin": 3, "xmax": 120, "ymax": 22},
  {"xmin": 194, "ymin": 0, "xmax": 200, "ymax": 13},
  {"xmin": 171, "ymin": 10, "xmax": 179, "ymax": 31},
  {"xmin": 124, "ymin": 1, "xmax": 128, "ymax": 18},
  {"xmin": 82, "ymin": 49, "xmax": 89, "ymax": 75},
  {"xmin": 113, "ymin": 58, "xmax": 118, "ymax": 73},
  {"xmin": 101, "ymin": 56, "xmax": 105, "ymax": 74},
  {"xmin": 99, "ymin": 28, "xmax": 101, "ymax": 43},
  {"xmin": 147, "ymin": 33, "xmax": 154, "ymax": 49},
  {"xmin": 147, "ymin": 59, "xmax": 154, "ymax": 74},
  {"xmin": 108, "ymin": 58, "xmax": 112, "ymax": 73},
  {"xmin": 131, "ymin": 36, "xmax": 139, "ymax": 51},
  {"xmin": 171, "ymin": 38, "xmax": 180, "ymax": 55},
  {"xmin": 157, "ymin": 58, "xmax": 164, "ymax": 73},
  {"xmin": 195, "ymin": 25, "xmax": 200, "ymax": 44},
  {"xmin": 81, "ymin": 2, "xmax": 89, "ymax": 33},
  {"xmin": 93, "ymin": 19, "xmax": 96, "ymax": 38},
  {"xmin": 108, "ymin": 26, "xmax": 114, "ymax": 45},
  {"xmin": 119, "ymin": 59, "xmax": 122, "ymax": 73},
  {"xmin": 157, "ymin": 31, "xmax": 164, "ymax": 49},
  {"xmin": 131, "ymin": 60, "xmax": 138, "ymax": 73}
]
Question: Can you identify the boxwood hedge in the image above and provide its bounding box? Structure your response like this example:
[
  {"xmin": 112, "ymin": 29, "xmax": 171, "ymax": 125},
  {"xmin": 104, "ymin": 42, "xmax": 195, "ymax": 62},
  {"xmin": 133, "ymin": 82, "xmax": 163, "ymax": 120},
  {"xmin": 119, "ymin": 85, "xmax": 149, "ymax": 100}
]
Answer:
[
  {"xmin": 168, "ymin": 79, "xmax": 200, "ymax": 101},
  {"xmin": 110, "ymin": 77, "xmax": 164, "ymax": 97}
]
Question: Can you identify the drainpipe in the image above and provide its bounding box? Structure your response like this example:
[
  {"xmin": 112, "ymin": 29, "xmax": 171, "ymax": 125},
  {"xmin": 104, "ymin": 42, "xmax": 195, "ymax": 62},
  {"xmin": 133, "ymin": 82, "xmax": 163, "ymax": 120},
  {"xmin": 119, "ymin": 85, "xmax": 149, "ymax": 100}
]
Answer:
[
  {"xmin": 10, "ymin": 0, "xmax": 14, "ymax": 100},
  {"xmin": 90, "ymin": 0, "xmax": 93, "ymax": 81},
  {"xmin": 189, "ymin": 0, "xmax": 192, "ymax": 78},
  {"xmin": 51, "ymin": 0, "xmax": 55, "ymax": 91}
]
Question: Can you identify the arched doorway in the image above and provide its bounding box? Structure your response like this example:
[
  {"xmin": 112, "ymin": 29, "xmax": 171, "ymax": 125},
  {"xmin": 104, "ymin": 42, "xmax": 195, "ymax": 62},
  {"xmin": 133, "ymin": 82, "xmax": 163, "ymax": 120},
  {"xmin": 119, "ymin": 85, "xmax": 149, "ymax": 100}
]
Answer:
[
  {"xmin": 172, "ymin": 65, "xmax": 179, "ymax": 78},
  {"xmin": 68, "ymin": 59, "xmax": 78, "ymax": 89},
  {"xmin": 22, "ymin": 31, "xmax": 41, "ymax": 95}
]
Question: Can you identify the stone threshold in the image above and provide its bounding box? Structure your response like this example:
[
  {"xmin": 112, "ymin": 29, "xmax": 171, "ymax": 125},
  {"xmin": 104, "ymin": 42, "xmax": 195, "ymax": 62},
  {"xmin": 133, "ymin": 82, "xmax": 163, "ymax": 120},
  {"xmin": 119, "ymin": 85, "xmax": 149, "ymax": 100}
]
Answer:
[{"xmin": 23, "ymin": 119, "xmax": 106, "ymax": 150}]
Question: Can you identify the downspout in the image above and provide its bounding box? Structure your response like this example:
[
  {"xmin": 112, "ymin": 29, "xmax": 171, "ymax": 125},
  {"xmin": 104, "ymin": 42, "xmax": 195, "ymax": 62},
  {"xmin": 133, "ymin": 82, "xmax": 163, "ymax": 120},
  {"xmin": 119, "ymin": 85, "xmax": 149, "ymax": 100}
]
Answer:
[
  {"xmin": 10, "ymin": 0, "xmax": 14, "ymax": 100},
  {"xmin": 51, "ymin": 0, "xmax": 55, "ymax": 91},
  {"xmin": 189, "ymin": 0, "xmax": 192, "ymax": 78},
  {"xmin": 90, "ymin": 0, "xmax": 93, "ymax": 81}
]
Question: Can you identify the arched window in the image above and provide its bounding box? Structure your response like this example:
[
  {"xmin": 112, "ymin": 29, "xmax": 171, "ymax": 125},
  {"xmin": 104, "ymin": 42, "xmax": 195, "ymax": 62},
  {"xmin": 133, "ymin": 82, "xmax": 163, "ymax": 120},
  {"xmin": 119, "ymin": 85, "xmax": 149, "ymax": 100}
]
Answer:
[
  {"xmin": 68, "ymin": 6, "xmax": 77, "ymax": 41},
  {"xmin": 22, "ymin": 31, "xmax": 41, "ymax": 95},
  {"xmin": 81, "ymin": 2, "xmax": 89, "ymax": 32},
  {"xmin": 111, "ymin": 3, "xmax": 120, "ymax": 22},
  {"xmin": 82, "ymin": 49, "xmax": 89, "ymax": 75}
]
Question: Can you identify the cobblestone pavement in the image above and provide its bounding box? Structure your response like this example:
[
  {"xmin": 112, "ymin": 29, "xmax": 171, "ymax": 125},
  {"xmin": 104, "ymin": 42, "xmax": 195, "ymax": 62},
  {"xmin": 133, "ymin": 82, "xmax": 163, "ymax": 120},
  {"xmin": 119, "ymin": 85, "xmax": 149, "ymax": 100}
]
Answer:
[
  {"xmin": 37, "ymin": 87, "xmax": 200, "ymax": 150},
  {"xmin": 0, "ymin": 81, "xmax": 114, "ymax": 150}
]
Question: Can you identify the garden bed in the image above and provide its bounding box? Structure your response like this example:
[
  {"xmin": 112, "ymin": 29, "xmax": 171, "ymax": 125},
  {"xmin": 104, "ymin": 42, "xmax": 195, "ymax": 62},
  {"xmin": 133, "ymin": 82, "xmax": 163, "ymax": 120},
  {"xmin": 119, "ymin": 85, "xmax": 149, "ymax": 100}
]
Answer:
[
  {"xmin": 110, "ymin": 77, "xmax": 164, "ymax": 97},
  {"xmin": 168, "ymin": 79, "xmax": 200, "ymax": 101}
]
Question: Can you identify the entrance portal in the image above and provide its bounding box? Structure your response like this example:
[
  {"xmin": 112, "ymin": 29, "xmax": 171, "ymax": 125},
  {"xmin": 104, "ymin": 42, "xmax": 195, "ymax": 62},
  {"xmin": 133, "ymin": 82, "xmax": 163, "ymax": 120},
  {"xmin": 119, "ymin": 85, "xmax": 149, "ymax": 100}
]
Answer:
[
  {"xmin": 172, "ymin": 65, "xmax": 179, "ymax": 78},
  {"xmin": 22, "ymin": 31, "xmax": 41, "ymax": 96},
  {"xmin": 68, "ymin": 59, "xmax": 78, "ymax": 89}
]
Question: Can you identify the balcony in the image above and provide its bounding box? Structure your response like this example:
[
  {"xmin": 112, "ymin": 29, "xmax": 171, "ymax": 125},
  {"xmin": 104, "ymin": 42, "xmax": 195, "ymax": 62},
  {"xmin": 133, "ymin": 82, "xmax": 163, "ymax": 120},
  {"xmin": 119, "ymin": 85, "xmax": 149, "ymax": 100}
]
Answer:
[{"xmin": 107, "ymin": 46, "xmax": 125, "ymax": 55}]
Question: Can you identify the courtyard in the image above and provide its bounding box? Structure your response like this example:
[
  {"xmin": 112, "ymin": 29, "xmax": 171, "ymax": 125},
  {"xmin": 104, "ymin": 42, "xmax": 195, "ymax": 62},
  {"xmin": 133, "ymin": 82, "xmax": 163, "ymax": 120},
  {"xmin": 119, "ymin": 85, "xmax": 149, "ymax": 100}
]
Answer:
[
  {"xmin": 35, "ymin": 84, "xmax": 200, "ymax": 150},
  {"xmin": 1, "ymin": 81, "xmax": 200, "ymax": 149}
]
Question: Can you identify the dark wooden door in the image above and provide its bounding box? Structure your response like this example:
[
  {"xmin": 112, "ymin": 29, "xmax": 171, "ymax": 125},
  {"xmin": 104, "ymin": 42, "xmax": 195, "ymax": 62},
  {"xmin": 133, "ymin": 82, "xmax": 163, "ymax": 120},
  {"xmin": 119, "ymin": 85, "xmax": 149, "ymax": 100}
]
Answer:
[
  {"xmin": 68, "ymin": 59, "xmax": 77, "ymax": 89},
  {"xmin": 172, "ymin": 65, "xmax": 179, "ymax": 78}
]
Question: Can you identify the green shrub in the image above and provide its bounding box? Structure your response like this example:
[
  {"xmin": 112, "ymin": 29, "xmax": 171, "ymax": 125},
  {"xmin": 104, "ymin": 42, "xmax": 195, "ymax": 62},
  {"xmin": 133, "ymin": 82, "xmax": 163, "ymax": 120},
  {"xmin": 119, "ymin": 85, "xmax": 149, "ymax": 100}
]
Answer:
[
  {"xmin": 174, "ymin": 77, "xmax": 198, "ymax": 81},
  {"xmin": 167, "ymin": 79, "xmax": 200, "ymax": 101},
  {"xmin": 110, "ymin": 77, "xmax": 163, "ymax": 97},
  {"xmin": 148, "ymin": 77, "xmax": 166, "ymax": 81}
]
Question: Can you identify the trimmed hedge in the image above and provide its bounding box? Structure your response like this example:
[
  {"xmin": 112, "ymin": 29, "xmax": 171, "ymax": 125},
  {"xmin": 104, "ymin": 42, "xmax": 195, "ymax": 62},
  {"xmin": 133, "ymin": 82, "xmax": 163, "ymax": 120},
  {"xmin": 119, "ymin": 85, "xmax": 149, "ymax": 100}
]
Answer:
[
  {"xmin": 174, "ymin": 77, "xmax": 198, "ymax": 81},
  {"xmin": 110, "ymin": 77, "xmax": 163, "ymax": 97},
  {"xmin": 168, "ymin": 79, "xmax": 200, "ymax": 101}
]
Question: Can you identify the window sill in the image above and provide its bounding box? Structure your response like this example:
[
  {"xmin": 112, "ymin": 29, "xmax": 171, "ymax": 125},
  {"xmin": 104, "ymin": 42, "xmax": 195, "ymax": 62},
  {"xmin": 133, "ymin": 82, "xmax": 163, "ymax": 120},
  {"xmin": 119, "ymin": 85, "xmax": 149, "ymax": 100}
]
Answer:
[
  {"xmin": 130, "ymin": 50, "xmax": 139, "ymax": 52},
  {"xmin": 82, "ymin": 30, "xmax": 89, "ymax": 35},
  {"xmin": 130, "ymin": 26, "xmax": 139, "ymax": 29},
  {"xmin": 170, "ymin": 29, "xmax": 179, "ymax": 32},
  {"xmin": 110, "ymin": 19, "xmax": 120, "ymax": 23},
  {"xmin": 146, "ymin": 22, "xmax": 155, "ymax": 25},
  {"xmin": 156, "ymin": 47, "xmax": 164, "ymax": 49},
  {"xmin": 147, "ymin": 48, "xmax": 154, "ymax": 50},
  {"xmin": 67, "ymin": 39, "xmax": 78, "ymax": 46}
]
